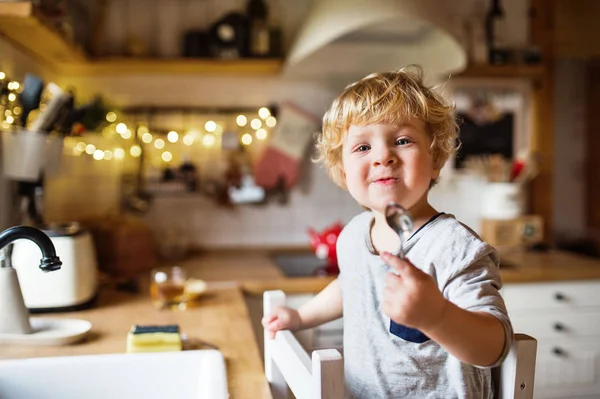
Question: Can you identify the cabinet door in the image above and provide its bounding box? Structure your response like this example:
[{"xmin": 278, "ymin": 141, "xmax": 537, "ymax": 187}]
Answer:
[{"xmin": 534, "ymin": 339, "xmax": 600, "ymax": 398}]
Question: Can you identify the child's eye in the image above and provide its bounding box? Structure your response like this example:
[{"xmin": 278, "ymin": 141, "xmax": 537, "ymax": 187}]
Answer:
[
  {"xmin": 356, "ymin": 145, "xmax": 370, "ymax": 152},
  {"xmin": 396, "ymin": 138, "xmax": 411, "ymax": 146}
]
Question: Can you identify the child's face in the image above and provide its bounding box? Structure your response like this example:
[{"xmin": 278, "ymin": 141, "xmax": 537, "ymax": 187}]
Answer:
[{"xmin": 341, "ymin": 119, "xmax": 440, "ymax": 215}]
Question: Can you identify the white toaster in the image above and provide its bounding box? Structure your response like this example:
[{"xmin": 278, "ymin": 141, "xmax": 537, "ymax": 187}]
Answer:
[{"xmin": 11, "ymin": 222, "xmax": 98, "ymax": 312}]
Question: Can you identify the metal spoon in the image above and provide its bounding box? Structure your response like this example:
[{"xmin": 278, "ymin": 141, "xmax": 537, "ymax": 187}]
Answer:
[{"xmin": 384, "ymin": 202, "xmax": 413, "ymax": 260}]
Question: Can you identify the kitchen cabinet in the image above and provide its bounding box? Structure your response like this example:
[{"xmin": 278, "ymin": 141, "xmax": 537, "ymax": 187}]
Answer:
[{"xmin": 503, "ymin": 280, "xmax": 600, "ymax": 398}]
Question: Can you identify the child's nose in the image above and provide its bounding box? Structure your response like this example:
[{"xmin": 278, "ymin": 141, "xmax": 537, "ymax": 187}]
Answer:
[{"xmin": 373, "ymin": 147, "xmax": 398, "ymax": 166}]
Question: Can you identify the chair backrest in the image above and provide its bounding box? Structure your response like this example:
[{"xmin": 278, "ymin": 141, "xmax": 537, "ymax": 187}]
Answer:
[
  {"xmin": 263, "ymin": 290, "xmax": 344, "ymax": 399},
  {"xmin": 263, "ymin": 290, "xmax": 537, "ymax": 399},
  {"xmin": 492, "ymin": 333, "xmax": 538, "ymax": 399}
]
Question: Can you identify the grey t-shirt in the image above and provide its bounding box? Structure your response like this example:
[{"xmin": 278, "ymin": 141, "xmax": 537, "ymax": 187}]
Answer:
[{"xmin": 337, "ymin": 211, "xmax": 513, "ymax": 399}]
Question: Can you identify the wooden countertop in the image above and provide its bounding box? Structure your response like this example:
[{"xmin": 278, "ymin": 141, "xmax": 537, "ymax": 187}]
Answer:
[
  {"xmin": 499, "ymin": 249, "xmax": 600, "ymax": 283},
  {"xmin": 2, "ymin": 247, "xmax": 600, "ymax": 398},
  {"xmin": 0, "ymin": 278, "xmax": 272, "ymax": 398}
]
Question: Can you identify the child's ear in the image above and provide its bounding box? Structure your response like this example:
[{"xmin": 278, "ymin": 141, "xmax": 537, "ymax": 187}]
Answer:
[{"xmin": 431, "ymin": 159, "xmax": 442, "ymax": 180}]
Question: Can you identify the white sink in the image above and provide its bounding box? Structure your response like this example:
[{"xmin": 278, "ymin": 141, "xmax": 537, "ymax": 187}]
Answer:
[{"xmin": 0, "ymin": 350, "xmax": 228, "ymax": 399}]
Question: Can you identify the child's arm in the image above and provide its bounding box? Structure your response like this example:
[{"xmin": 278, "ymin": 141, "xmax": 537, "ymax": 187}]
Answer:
[
  {"xmin": 262, "ymin": 279, "xmax": 343, "ymax": 338},
  {"xmin": 380, "ymin": 252, "xmax": 507, "ymax": 367},
  {"xmin": 420, "ymin": 301, "xmax": 505, "ymax": 367},
  {"xmin": 298, "ymin": 278, "xmax": 343, "ymax": 329}
]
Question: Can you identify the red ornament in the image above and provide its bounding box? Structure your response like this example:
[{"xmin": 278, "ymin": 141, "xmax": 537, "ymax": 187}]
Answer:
[{"xmin": 307, "ymin": 222, "xmax": 344, "ymax": 275}]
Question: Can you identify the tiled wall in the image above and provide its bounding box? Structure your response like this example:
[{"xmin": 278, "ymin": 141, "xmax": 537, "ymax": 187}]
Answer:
[{"xmin": 143, "ymin": 162, "xmax": 362, "ymax": 248}]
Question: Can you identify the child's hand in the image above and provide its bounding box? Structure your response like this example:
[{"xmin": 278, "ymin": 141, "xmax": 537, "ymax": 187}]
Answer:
[
  {"xmin": 380, "ymin": 252, "xmax": 448, "ymax": 332},
  {"xmin": 261, "ymin": 306, "xmax": 301, "ymax": 339}
]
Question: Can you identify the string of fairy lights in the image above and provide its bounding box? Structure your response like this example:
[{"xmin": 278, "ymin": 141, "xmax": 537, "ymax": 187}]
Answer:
[
  {"xmin": 0, "ymin": 71, "xmax": 278, "ymax": 166},
  {"xmin": 0, "ymin": 71, "xmax": 23, "ymax": 130},
  {"xmin": 70, "ymin": 106, "xmax": 277, "ymax": 165}
]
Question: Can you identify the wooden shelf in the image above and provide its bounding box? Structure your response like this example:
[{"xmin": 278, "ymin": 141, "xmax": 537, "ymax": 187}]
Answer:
[
  {"xmin": 0, "ymin": 2, "xmax": 283, "ymax": 76},
  {"xmin": 455, "ymin": 64, "xmax": 548, "ymax": 80},
  {"xmin": 0, "ymin": 1, "xmax": 87, "ymax": 66},
  {"xmin": 66, "ymin": 58, "xmax": 283, "ymax": 76}
]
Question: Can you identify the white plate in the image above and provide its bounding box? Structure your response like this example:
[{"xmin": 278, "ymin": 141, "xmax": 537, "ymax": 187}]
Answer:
[{"xmin": 0, "ymin": 317, "xmax": 91, "ymax": 346}]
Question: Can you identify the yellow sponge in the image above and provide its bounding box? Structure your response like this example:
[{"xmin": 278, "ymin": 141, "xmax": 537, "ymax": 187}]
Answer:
[{"xmin": 126, "ymin": 324, "xmax": 182, "ymax": 353}]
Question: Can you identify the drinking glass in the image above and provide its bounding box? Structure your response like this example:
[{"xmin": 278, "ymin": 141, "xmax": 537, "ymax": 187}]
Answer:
[{"xmin": 150, "ymin": 266, "xmax": 187, "ymax": 309}]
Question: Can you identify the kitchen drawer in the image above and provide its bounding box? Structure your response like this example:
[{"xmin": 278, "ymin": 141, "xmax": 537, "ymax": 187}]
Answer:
[
  {"xmin": 510, "ymin": 310, "xmax": 600, "ymax": 340},
  {"xmin": 534, "ymin": 338, "xmax": 600, "ymax": 398},
  {"xmin": 502, "ymin": 281, "xmax": 600, "ymax": 311}
]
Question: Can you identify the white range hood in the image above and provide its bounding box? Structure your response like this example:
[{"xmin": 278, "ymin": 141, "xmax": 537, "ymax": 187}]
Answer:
[{"xmin": 283, "ymin": 0, "xmax": 468, "ymax": 89}]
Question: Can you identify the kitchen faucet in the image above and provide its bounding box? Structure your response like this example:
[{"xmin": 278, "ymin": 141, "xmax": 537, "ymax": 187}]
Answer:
[{"xmin": 0, "ymin": 225, "xmax": 62, "ymax": 335}]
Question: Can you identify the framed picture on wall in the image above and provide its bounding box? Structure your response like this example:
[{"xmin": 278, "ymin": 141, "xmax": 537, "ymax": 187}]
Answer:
[{"xmin": 450, "ymin": 81, "xmax": 532, "ymax": 169}]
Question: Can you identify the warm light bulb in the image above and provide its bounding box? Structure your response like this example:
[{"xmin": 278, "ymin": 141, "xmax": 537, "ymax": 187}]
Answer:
[
  {"xmin": 241, "ymin": 133, "xmax": 253, "ymax": 145},
  {"xmin": 205, "ymin": 120, "xmax": 217, "ymax": 132},
  {"xmin": 75, "ymin": 142, "xmax": 86, "ymax": 152},
  {"xmin": 258, "ymin": 107, "xmax": 270, "ymax": 119},
  {"xmin": 250, "ymin": 118, "xmax": 262, "ymax": 130},
  {"xmin": 5, "ymin": 116, "xmax": 14, "ymax": 124},
  {"xmin": 121, "ymin": 129, "xmax": 132, "ymax": 139},
  {"xmin": 183, "ymin": 134, "xmax": 194, "ymax": 146},
  {"xmin": 0, "ymin": 72, "xmax": 5, "ymax": 80},
  {"xmin": 202, "ymin": 134, "xmax": 215, "ymax": 147},
  {"xmin": 104, "ymin": 150, "xmax": 113, "ymax": 160},
  {"xmin": 256, "ymin": 128, "xmax": 268, "ymax": 140},
  {"xmin": 154, "ymin": 139, "xmax": 165, "ymax": 149},
  {"xmin": 130, "ymin": 145, "xmax": 142, "ymax": 157},
  {"xmin": 93, "ymin": 149, "xmax": 105, "ymax": 160},
  {"xmin": 114, "ymin": 148, "xmax": 125, "ymax": 159},
  {"xmin": 85, "ymin": 144, "xmax": 96, "ymax": 154},
  {"xmin": 7, "ymin": 93, "xmax": 16, "ymax": 102},
  {"xmin": 12, "ymin": 107, "xmax": 21, "ymax": 115},
  {"xmin": 266, "ymin": 116, "xmax": 277, "ymax": 127},
  {"xmin": 142, "ymin": 133, "xmax": 153, "ymax": 143},
  {"xmin": 162, "ymin": 151, "xmax": 173, "ymax": 162},
  {"xmin": 106, "ymin": 112, "xmax": 117, "ymax": 123},
  {"xmin": 167, "ymin": 131, "xmax": 179, "ymax": 143},
  {"xmin": 116, "ymin": 123, "xmax": 127, "ymax": 134},
  {"xmin": 137, "ymin": 125, "xmax": 149, "ymax": 135},
  {"xmin": 236, "ymin": 115, "xmax": 247, "ymax": 127}
]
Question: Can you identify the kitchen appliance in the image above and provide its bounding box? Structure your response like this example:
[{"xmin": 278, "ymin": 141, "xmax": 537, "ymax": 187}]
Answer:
[{"xmin": 10, "ymin": 222, "xmax": 98, "ymax": 313}]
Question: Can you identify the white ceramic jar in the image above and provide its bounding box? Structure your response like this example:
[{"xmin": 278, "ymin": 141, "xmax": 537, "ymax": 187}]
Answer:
[{"xmin": 481, "ymin": 182, "xmax": 526, "ymax": 220}]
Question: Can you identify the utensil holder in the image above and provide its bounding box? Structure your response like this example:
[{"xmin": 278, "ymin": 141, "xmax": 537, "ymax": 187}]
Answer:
[{"xmin": 1, "ymin": 128, "xmax": 64, "ymax": 181}]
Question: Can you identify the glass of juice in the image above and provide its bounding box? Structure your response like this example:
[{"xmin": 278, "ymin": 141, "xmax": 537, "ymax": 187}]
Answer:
[{"xmin": 150, "ymin": 266, "xmax": 187, "ymax": 309}]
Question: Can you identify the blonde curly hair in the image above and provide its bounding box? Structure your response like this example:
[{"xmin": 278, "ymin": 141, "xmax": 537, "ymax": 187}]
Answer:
[{"xmin": 315, "ymin": 66, "xmax": 459, "ymax": 188}]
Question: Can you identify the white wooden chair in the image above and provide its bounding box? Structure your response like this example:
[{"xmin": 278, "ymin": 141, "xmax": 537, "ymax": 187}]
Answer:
[{"xmin": 263, "ymin": 290, "xmax": 537, "ymax": 399}]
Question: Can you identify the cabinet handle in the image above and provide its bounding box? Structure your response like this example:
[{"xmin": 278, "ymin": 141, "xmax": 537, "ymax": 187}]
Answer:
[
  {"xmin": 553, "ymin": 322, "xmax": 565, "ymax": 332},
  {"xmin": 552, "ymin": 347, "xmax": 565, "ymax": 357},
  {"xmin": 554, "ymin": 292, "xmax": 566, "ymax": 301}
]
